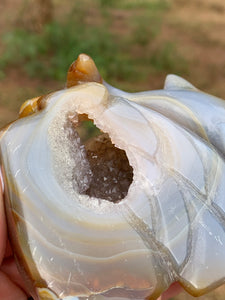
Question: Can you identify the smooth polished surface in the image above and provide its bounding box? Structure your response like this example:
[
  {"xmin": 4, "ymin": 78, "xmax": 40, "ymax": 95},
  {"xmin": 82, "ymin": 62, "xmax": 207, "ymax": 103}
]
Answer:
[{"xmin": 0, "ymin": 55, "xmax": 225, "ymax": 300}]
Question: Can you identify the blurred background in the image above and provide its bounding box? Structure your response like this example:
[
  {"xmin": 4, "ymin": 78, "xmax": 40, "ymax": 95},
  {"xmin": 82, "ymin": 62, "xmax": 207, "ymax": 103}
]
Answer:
[
  {"xmin": 0, "ymin": 0, "xmax": 225, "ymax": 298},
  {"xmin": 0, "ymin": 0, "xmax": 224, "ymax": 128}
]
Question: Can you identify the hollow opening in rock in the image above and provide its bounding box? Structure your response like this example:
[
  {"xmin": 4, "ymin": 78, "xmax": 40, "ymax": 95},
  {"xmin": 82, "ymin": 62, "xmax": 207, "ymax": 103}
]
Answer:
[{"xmin": 69, "ymin": 114, "xmax": 133, "ymax": 203}]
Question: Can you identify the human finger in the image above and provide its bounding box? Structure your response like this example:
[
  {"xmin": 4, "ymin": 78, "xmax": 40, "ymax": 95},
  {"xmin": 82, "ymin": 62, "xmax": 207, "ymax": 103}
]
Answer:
[
  {"xmin": 0, "ymin": 171, "xmax": 28, "ymax": 299},
  {"xmin": 0, "ymin": 169, "xmax": 7, "ymax": 264},
  {"xmin": 0, "ymin": 270, "xmax": 27, "ymax": 300},
  {"xmin": 1, "ymin": 256, "xmax": 28, "ymax": 291},
  {"xmin": 157, "ymin": 282, "xmax": 183, "ymax": 300}
]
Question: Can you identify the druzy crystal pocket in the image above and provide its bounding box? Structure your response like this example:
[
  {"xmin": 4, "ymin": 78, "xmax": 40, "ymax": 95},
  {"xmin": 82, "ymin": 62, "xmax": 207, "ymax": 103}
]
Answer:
[{"xmin": 0, "ymin": 54, "xmax": 225, "ymax": 300}]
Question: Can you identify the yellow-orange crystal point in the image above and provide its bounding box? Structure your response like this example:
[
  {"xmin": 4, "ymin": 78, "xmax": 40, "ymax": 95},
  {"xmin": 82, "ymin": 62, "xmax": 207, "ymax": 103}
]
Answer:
[{"xmin": 67, "ymin": 53, "xmax": 102, "ymax": 88}]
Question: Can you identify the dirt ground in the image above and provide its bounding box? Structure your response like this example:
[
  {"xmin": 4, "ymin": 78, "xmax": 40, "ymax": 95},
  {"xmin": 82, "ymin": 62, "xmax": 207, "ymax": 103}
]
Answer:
[
  {"xmin": 0, "ymin": 0, "xmax": 224, "ymax": 127},
  {"xmin": 0, "ymin": 0, "xmax": 225, "ymax": 299}
]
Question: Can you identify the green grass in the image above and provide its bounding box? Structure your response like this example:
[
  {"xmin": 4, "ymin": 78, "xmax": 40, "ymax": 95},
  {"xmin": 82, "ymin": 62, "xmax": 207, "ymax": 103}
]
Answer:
[
  {"xmin": 0, "ymin": 21, "xmax": 135, "ymax": 82},
  {"xmin": 0, "ymin": 0, "xmax": 187, "ymax": 86},
  {"xmin": 98, "ymin": 0, "xmax": 169, "ymax": 10},
  {"xmin": 150, "ymin": 42, "xmax": 188, "ymax": 74}
]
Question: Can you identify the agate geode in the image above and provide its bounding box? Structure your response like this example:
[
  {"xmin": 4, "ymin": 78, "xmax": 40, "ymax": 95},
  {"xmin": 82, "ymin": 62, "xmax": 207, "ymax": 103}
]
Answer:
[{"xmin": 0, "ymin": 54, "xmax": 225, "ymax": 300}]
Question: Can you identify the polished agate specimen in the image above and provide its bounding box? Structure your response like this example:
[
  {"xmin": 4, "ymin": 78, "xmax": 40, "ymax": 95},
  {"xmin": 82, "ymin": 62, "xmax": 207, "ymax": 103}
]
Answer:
[{"xmin": 0, "ymin": 54, "xmax": 225, "ymax": 300}]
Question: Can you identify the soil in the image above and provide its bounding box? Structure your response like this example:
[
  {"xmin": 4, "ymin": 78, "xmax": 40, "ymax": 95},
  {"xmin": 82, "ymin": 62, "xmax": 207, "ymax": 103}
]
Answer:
[{"xmin": 0, "ymin": 0, "xmax": 224, "ymax": 127}]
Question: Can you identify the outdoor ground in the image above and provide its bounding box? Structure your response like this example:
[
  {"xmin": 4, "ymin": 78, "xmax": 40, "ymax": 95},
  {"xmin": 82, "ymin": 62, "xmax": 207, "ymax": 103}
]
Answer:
[{"xmin": 0, "ymin": 0, "xmax": 225, "ymax": 299}]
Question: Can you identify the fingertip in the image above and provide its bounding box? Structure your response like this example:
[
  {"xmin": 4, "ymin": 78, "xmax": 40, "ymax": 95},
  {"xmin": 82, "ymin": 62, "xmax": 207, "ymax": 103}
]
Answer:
[
  {"xmin": 0, "ymin": 168, "xmax": 4, "ymax": 193},
  {"xmin": 0, "ymin": 168, "xmax": 7, "ymax": 264},
  {"xmin": 1, "ymin": 256, "xmax": 27, "ymax": 291},
  {"xmin": 160, "ymin": 282, "xmax": 183, "ymax": 300},
  {"xmin": 0, "ymin": 270, "xmax": 27, "ymax": 300}
]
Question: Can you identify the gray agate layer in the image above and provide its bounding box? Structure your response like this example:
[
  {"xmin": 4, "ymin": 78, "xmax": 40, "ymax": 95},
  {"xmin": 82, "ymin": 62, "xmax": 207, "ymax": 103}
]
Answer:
[{"xmin": 0, "ymin": 55, "xmax": 225, "ymax": 300}]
